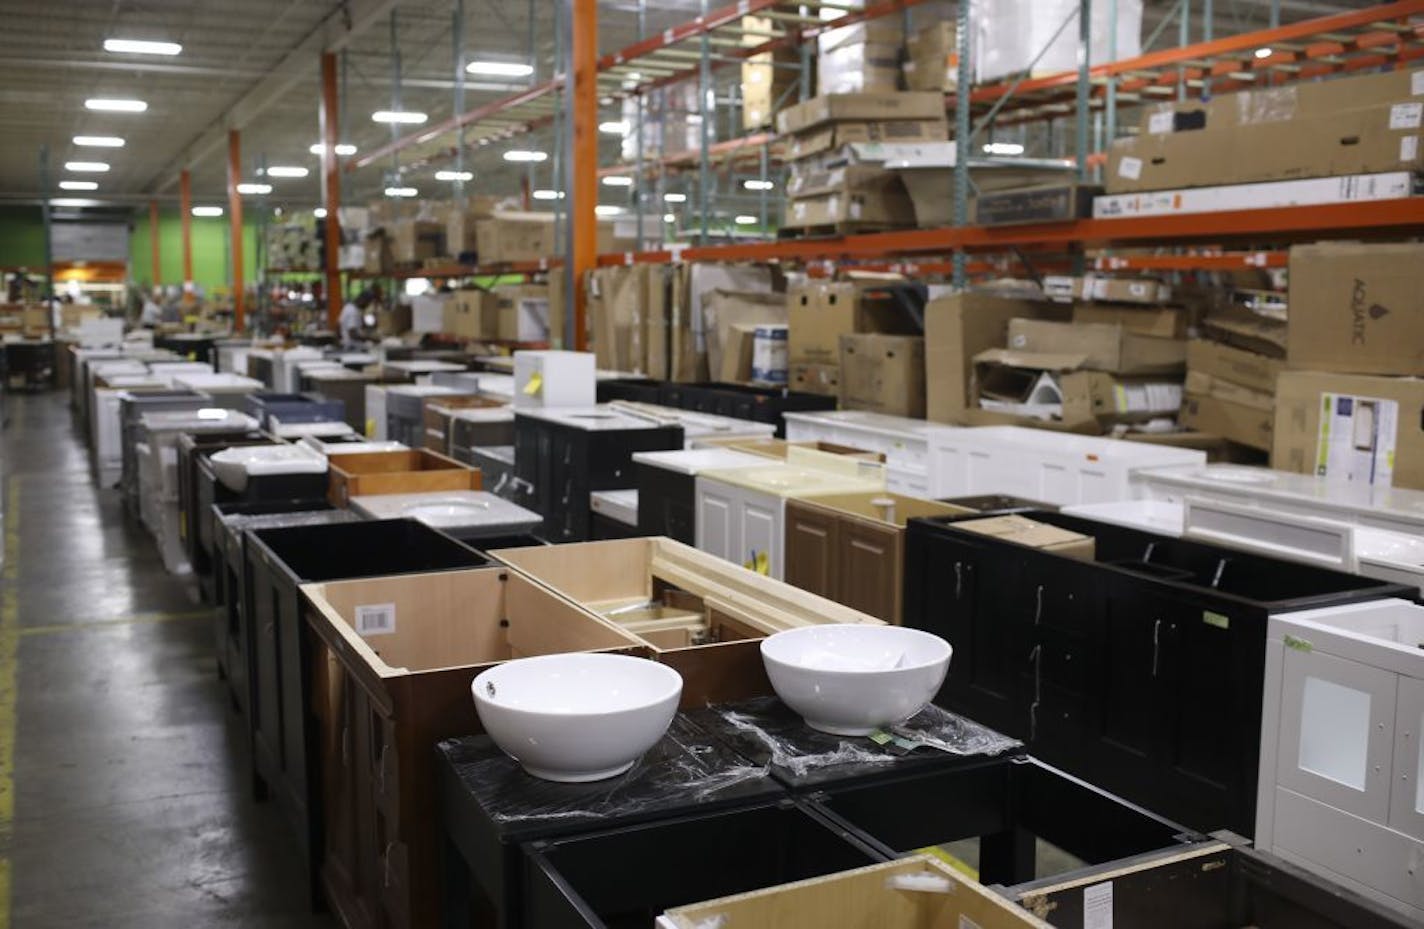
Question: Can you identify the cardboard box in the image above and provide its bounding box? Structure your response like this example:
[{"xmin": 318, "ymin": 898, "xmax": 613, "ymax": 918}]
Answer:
[
  {"xmin": 374, "ymin": 304, "xmax": 411, "ymax": 336},
  {"xmin": 817, "ymin": 42, "xmax": 902, "ymax": 95},
  {"xmin": 1107, "ymin": 103, "xmax": 1424, "ymax": 194},
  {"xmin": 1286, "ymin": 242, "xmax": 1424, "ymax": 376},
  {"xmin": 903, "ymin": 21, "xmax": 957, "ymax": 92},
  {"xmin": 776, "ymin": 91, "xmax": 946, "ymax": 134},
  {"xmin": 389, "ymin": 220, "xmax": 444, "ymax": 264},
  {"xmin": 817, "ymin": 16, "xmax": 904, "ymax": 54},
  {"xmin": 838, "ymin": 333, "xmax": 925, "ymax": 418},
  {"xmin": 1178, "ymin": 391, "xmax": 1274, "ymax": 451},
  {"xmin": 924, "ymin": 292, "xmax": 1070, "ymax": 423},
  {"xmin": 790, "ymin": 362, "xmax": 839, "ymax": 396},
  {"xmin": 485, "ymin": 283, "xmax": 550, "ymax": 342},
  {"xmin": 740, "ymin": 14, "xmax": 801, "ymax": 130},
  {"xmin": 1186, "ymin": 338, "xmax": 1283, "ymax": 396},
  {"xmin": 363, "ymin": 232, "xmax": 391, "ymax": 274},
  {"xmin": 787, "ymin": 279, "xmax": 919, "ymax": 365},
  {"xmin": 444, "ymin": 196, "xmax": 501, "ymax": 259},
  {"xmin": 787, "ymin": 119, "xmax": 947, "ymax": 160},
  {"xmin": 702, "ymin": 289, "xmax": 786, "ymax": 384},
  {"xmin": 1043, "ymin": 275, "xmax": 1172, "ymax": 306},
  {"xmin": 474, "ymin": 212, "xmax": 556, "ymax": 264},
  {"xmin": 1273, "ymin": 370, "xmax": 1424, "ymax": 489},
  {"xmin": 720, "ymin": 323, "xmax": 760, "ymax": 382},
  {"xmin": 786, "ymin": 163, "xmax": 903, "ymax": 199},
  {"xmin": 1202, "ymin": 310, "xmax": 1287, "ymax": 359},
  {"xmin": 954, "ymin": 514, "xmax": 1096, "ymax": 559},
  {"xmin": 443, "ymin": 290, "xmax": 489, "ymax": 339},
  {"xmin": 972, "ymin": 349, "xmax": 1183, "ymax": 428},
  {"xmin": 1092, "ymin": 171, "xmax": 1414, "ymax": 220},
  {"xmin": 974, "ymin": 182, "xmax": 1098, "ymax": 225},
  {"xmin": 1006, "ymin": 319, "xmax": 1185, "ymax": 375},
  {"xmin": 782, "ymin": 184, "xmax": 915, "ymax": 229},
  {"xmin": 1073, "ymin": 303, "xmax": 1187, "ymax": 339}
]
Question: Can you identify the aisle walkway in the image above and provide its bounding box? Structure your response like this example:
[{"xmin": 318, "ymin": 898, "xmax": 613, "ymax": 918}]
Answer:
[{"xmin": 1, "ymin": 391, "xmax": 330, "ymax": 928}]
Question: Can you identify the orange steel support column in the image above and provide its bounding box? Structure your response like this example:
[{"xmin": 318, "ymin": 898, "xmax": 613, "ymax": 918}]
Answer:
[
  {"xmin": 571, "ymin": 0, "xmax": 597, "ymax": 351},
  {"xmin": 179, "ymin": 169, "xmax": 193, "ymax": 298},
  {"xmin": 320, "ymin": 51, "xmax": 343, "ymax": 329},
  {"xmin": 149, "ymin": 199, "xmax": 161, "ymax": 286},
  {"xmin": 227, "ymin": 130, "xmax": 246, "ymax": 330}
]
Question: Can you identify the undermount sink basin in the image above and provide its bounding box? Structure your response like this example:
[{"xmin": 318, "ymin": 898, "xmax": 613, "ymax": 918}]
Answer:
[
  {"xmin": 472, "ymin": 653, "xmax": 682, "ymax": 782},
  {"xmin": 760, "ymin": 625, "xmax": 951, "ymax": 736},
  {"xmin": 209, "ymin": 444, "xmax": 327, "ymax": 492},
  {"xmin": 403, "ymin": 500, "xmax": 492, "ymax": 522}
]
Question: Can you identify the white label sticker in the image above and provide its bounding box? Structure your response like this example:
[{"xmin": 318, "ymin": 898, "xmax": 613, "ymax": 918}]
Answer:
[
  {"xmin": 1390, "ymin": 102, "xmax": 1423, "ymax": 130},
  {"xmin": 1147, "ymin": 110, "xmax": 1175, "ymax": 135},
  {"xmin": 355, "ymin": 602, "xmax": 397, "ymax": 636},
  {"xmin": 1084, "ymin": 881, "xmax": 1113, "ymax": 929},
  {"xmin": 1413, "ymin": 70, "xmax": 1424, "ymax": 95},
  {"xmin": 1402, "ymin": 136, "xmax": 1419, "ymax": 162},
  {"xmin": 1316, "ymin": 394, "xmax": 1398, "ymax": 487},
  {"xmin": 1118, "ymin": 156, "xmax": 1143, "ymax": 180}
]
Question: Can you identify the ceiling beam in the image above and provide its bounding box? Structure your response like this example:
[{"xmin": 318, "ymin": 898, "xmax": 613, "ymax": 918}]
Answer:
[{"xmin": 145, "ymin": 0, "xmax": 403, "ymax": 195}]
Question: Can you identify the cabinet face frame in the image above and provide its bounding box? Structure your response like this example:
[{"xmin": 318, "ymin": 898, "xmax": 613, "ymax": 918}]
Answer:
[{"xmin": 1391, "ymin": 677, "xmax": 1424, "ymax": 841}]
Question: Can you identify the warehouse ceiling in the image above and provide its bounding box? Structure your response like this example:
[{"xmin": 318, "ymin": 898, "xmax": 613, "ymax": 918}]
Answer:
[{"xmin": 0, "ymin": 0, "xmax": 1368, "ymax": 217}]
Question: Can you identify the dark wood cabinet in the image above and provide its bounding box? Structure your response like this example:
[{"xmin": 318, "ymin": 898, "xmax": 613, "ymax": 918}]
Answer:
[
  {"xmin": 902, "ymin": 510, "xmax": 1412, "ymax": 837},
  {"xmin": 784, "ymin": 501, "xmax": 839, "ymax": 600}
]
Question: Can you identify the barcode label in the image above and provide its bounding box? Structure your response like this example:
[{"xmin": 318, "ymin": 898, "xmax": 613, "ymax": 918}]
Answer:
[{"xmin": 355, "ymin": 602, "xmax": 397, "ymax": 636}]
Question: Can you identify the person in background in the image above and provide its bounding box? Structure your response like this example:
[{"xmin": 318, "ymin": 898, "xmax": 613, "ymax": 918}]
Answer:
[
  {"xmin": 139, "ymin": 288, "xmax": 163, "ymax": 329},
  {"xmin": 339, "ymin": 289, "xmax": 375, "ymax": 348}
]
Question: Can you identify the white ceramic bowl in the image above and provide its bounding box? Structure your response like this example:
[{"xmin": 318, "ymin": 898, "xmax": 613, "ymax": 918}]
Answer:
[
  {"xmin": 471, "ymin": 653, "xmax": 682, "ymax": 782},
  {"xmin": 761, "ymin": 625, "xmax": 952, "ymax": 736},
  {"xmin": 209, "ymin": 444, "xmax": 326, "ymax": 492}
]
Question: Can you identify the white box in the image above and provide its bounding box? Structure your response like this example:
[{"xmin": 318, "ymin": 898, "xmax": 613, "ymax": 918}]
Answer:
[
  {"xmin": 512, "ymin": 350, "xmax": 596, "ymax": 410},
  {"xmin": 1092, "ymin": 172, "xmax": 1415, "ymax": 221},
  {"xmin": 411, "ymin": 293, "xmax": 448, "ymax": 334}
]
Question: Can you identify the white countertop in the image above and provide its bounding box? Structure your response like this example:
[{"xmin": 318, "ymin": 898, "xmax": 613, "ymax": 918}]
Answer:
[
  {"xmin": 590, "ymin": 489, "xmax": 639, "ymax": 525},
  {"xmin": 632, "ymin": 447, "xmax": 769, "ymax": 476},
  {"xmin": 350, "ymin": 490, "xmax": 542, "ymax": 532},
  {"xmin": 516, "ymin": 406, "xmax": 680, "ymax": 432}
]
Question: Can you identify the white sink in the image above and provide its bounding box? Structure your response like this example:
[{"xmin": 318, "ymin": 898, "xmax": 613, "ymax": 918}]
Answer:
[
  {"xmin": 761, "ymin": 625, "xmax": 951, "ymax": 736},
  {"xmin": 1062, "ymin": 500, "xmax": 1185, "ymax": 535},
  {"xmin": 472, "ymin": 653, "xmax": 682, "ymax": 782},
  {"xmin": 209, "ymin": 444, "xmax": 327, "ymax": 492}
]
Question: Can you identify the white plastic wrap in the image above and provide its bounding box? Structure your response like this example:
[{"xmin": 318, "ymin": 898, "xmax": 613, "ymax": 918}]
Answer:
[{"xmin": 971, "ymin": 0, "xmax": 1142, "ymax": 85}]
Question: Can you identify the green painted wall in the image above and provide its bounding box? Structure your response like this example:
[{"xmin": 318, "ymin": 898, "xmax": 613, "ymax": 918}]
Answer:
[
  {"xmin": 0, "ymin": 206, "xmax": 47, "ymax": 269},
  {"xmin": 130, "ymin": 211, "xmax": 260, "ymax": 293}
]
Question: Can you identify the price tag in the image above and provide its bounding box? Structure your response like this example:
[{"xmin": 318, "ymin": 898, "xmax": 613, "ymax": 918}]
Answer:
[{"xmin": 355, "ymin": 603, "xmax": 397, "ymax": 637}]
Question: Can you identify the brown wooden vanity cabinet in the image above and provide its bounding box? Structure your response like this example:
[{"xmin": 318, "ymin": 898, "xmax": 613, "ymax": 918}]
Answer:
[{"xmin": 784, "ymin": 492, "xmax": 969, "ymax": 623}]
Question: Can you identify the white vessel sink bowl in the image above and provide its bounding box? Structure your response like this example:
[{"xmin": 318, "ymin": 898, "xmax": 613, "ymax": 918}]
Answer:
[
  {"xmin": 761, "ymin": 625, "xmax": 952, "ymax": 736},
  {"xmin": 209, "ymin": 444, "xmax": 327, "ymax": 492},
  {"xmin": 472, "ymin": 653, "xmax": 682, "ymax": 782}
]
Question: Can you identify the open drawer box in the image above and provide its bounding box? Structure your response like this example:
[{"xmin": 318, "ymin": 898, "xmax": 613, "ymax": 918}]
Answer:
[
  {"xmin": 490, "ymin": 536, "xmax": 884, "ymax": 706},
  {"xmin": 326, "ymin": 447, "xmax": 481, "ymax": 505}
]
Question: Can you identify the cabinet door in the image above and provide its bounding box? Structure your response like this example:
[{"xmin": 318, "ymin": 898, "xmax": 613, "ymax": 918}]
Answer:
[
  {"xmin": 1094, "ymin": 585, "xmax": 1165, "ymax": 763},
  {"xmin": 1391, "ymin": 677, "xmax": 1424, "ymax": 841},
  {"xmin": 1277, "ymin": 646, "xmax": 1397, "ymax": 825},
  {"xmin": 739, "ymin": 490, "xmax": 780, "ymax": 579},
  {"xmin": 695, "ymin": 479, "xmax": 738, "ymax": 564},
  {"xmin": 784, "ymin": 502, "xmax": 839, "ymax": 601},
  {"xmin": 838, "ymin": 520, "xmax": 900, "ymax": 624}
]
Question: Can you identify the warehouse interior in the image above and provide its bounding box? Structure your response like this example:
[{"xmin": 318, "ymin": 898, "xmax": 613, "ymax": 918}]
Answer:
[{"xmin": 2, "ymin": 1, "xmax": 1423, "ymax": 927}]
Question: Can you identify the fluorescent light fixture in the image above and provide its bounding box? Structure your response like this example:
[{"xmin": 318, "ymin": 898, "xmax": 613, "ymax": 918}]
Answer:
[
  {"xmin": 663, "ymin": 192, "xmax": 687, "ymax": 203},
  {"xmin": 436, "ymin": 170, "xmax": 474, "ymax": 181},
  {"xmin": 743, "ymin": 179, "xmax": 774, "ymax": 191},
  {"xmin": 664, "ymin": 213, "xmax": 676, "ymax": 223},
  {"xmin": 85, "ymin": 98, "xmax": 147, "ymax": 112},
  {"xmin": 599, "ymin": 120, "xmax": 629, "ymax": 134},
  {"xmin": 1254, "ymin": 46, "xmax": 1273, "ymax": 59},
  {"xmin": 602, "ymin": 176, "xmax": 633, "ymax": 187},
  {"xmin": 372, "ymin": 110, "xmax": 428, "ymax": 124},
  {"xmin": 982, "ymin": 142, "xmax": 1025, "ymax": 156},
  {"xmin": 192, "ymin": 206, "xmax": 224, "ymax": 217},
  {"xmin": 503, "ymin": 150, "xmax": 547, "ymax": 163},
  {"xmin": 594, "ymin": 205, "xmax": 624, "ymax": 216},
  {"xmin": 51, "ymin": 198, "xmax": 99, "ymax": 207},
  {"xmin": 73, "ymin": 135, "xmax": 124, "ymax": 148},
  {"xmin": 734, "ymin": 215, "xmax": 757, "ymax": 225},
  {"xmin": 104, "ymin": 38, "xmax": 182, "ymax": 55},
  {"xmin": 465, "ymin": 60, "xmax": 533, "ymax": 77},
  {"xmin": 309, "ymin": 142, "xmax": 357, "ymax": 156},
  {"xmin": 532, "ymin": 189, "xmax": 563, "ymax": 200},
  {"xmin": 266, "ymin": 166, "xmax": 309, "ymax": 178},
  {"xmin": 59, "ymin": 180, "xmax": 98, "ymax": 191},
  {"xmin": 384, "ymin": 186, "xmax": 418, "ymax": 197},
  {"xmin": 236, "ymin": 182, "xmax": 272, "ymax": 195},
  {"xmin": 65, "ymin": 161, "xmax": 109, "ymax": 172},
  {"xmin": 314, "ymin": 207, "xmax": 328, "ymax": 218}
]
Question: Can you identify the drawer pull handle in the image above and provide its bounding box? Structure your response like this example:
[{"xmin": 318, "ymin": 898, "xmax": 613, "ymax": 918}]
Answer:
[
  {"xmin": 953, "ymin": 562, "xmax": 963, "ymax": 600},
  {"xmin": 1151, "ymin": 619, "xmax": 1162, "ymax": 678},
  {"xmin": 1033, "ymin": 585, "xmax": 1044, "ymax": 626}
]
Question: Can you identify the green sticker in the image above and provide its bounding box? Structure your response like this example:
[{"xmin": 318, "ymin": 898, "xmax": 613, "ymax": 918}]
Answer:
[
  {"xmin": 1284, "ymin": 634, "xmax": 1314, "ymax": 653},
  {"xmin": 1203, "ymin": 611, "xmax": 1230, "ymax": 630},
  {"xmin": 869, "ymin": 730, "xmax": 894, "ymax": 746}
]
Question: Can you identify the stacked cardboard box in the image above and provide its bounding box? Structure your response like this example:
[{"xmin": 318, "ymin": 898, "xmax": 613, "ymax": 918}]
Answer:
[
  {"xmin": 443, "ymin": 196, "xmax": 503, "ymax": 262},
  {"xmin": 586, "ymin": 264, "xmax": 671, "ymax": 376},
  {"xmin": 786, "ymin": 278, "xmax": 919, "ymax": 398},
  {"xmin": 817, "ymin": 17, "xmax": 904, "ymax": 95},
  {"xmin": 1271, "ymin": 242, "xmax": 1424, "ymax": 490},
  {"xmin": 741, "ymin": 14, "xmax": 801, "ymax": 130},
  {"xmin": 776, "ymin": 92, "xmax": 947, "ymax": 232},
  {"xmin": 1106, "ymin": 66, "xmax": 1424, "ymax": 194},
  {"xmin": 1176, "ymin": 286, "xmax": 1284, "ymax": 452},
  {"xmin": 442, "ymin": 284, "xmax": 551, "ymax": 343},
  {"xmin": 620, "ymin": 84, "xmax": 700, "ymax": 162},
  {"xmin": 902, "ymin": 21, "xmax": 957, "ymax": 92}
]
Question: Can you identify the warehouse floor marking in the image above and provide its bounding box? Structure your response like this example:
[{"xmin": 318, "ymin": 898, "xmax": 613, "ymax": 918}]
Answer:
[
  {"xmin": 16, "ymin": 609, "xmax": 209, "ymax": 639},
  {"xmin": 0, "ymin": 473, "xmax": 20, "ymax": 929}
]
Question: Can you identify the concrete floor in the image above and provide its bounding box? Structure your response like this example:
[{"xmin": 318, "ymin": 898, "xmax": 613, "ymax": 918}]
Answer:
[{"xmin": 2, "ymin": 391, "xmax": 331, "ymax": 928}]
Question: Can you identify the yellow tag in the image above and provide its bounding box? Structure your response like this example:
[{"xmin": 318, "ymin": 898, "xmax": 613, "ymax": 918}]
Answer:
[
  {"xmin": 742, "ymin": 551, "xmax": 770, "ymax": 575},
  {"xmin": 914, "ymin": 845, "xmax": 979, "ymax": 880},
  {"xmin": 365, "ymin": 418, "xmax": 376, "ymax": 438},
  {"xmin": 522, "ymin": 372, "xmax": 543, "ymax": 396}
]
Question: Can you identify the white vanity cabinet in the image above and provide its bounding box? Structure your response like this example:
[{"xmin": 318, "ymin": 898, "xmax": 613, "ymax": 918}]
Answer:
[
  {"xmin": 784, "ymin": 410, "xmax": 941, "ymax": 496},
  {"xmin": 1258, "ymin": 599, "xmax": 1424, "ymax": 921}
]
